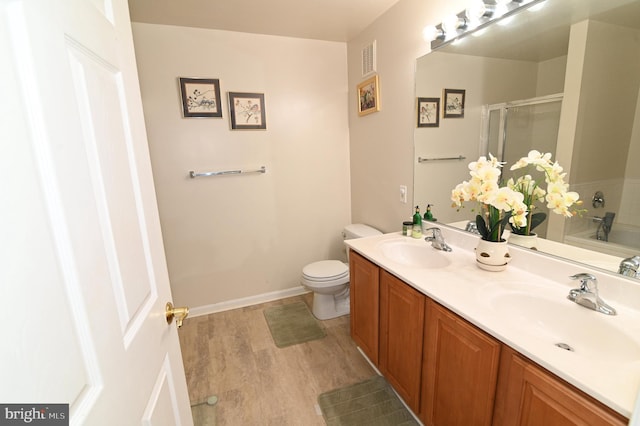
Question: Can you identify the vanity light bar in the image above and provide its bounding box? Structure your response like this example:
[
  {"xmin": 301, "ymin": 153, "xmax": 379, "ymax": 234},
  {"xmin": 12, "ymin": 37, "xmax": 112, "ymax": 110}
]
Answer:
[{"xmin": 429, "ymin": 0, "xmax": 546, "ymax": 51}]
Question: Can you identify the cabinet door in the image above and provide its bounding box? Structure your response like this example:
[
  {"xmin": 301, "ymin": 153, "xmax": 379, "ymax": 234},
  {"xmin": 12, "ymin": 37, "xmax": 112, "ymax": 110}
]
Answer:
[
  {"xmin": 493, "ymin": 346, "xmax": 628, "ymax": 426},
  {"xmin": 421, "ymin": 299, "xmax": 501, "ymax": 426},
  {"xmin": 349, "ymin": 250, "xmax": 380, "ymax": 365},
  {"xmin": 379, "ymin": 270, "xmax": 425, "ymax": 413}
]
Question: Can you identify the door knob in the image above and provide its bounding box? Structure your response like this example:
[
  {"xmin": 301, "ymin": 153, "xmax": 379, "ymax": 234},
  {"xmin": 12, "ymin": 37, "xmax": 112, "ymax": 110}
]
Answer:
[{"xmin": 166, "ymin": 302, "xmax": 189, "ymax": 328}]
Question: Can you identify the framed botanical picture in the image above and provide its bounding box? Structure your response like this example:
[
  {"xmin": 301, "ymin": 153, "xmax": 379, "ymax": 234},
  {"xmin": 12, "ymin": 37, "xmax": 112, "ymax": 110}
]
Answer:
[
  {"xmin": 357, "ymin": 75, "xmax": 380, "ymax": 116},
  {"xmin": 443, "ymin": 88, "xmax": 465, "ymax": 118},
  {"xmin": 417, "ymin": 97, "xmax": 440, "ymax": 127},
  {"xmin": 228, "ymin": 92, "xmax": 266, "ymax": 130},
  {"xmin": 179, "ymin": 77, "xmax": 222, "ymax": 118}
]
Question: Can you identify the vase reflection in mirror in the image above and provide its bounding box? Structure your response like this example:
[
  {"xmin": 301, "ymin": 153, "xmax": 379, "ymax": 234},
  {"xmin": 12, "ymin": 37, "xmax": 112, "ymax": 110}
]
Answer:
[{"xmin": 508, "ymin": 232, "xmax": 538, "ymax": 250}]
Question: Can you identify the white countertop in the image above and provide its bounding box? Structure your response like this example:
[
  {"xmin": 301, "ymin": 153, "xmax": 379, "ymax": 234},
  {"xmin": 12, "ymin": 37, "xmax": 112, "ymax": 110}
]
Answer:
[{"xmin": 345, "ymin": 225, "xmax": 640, "ymax": 418}]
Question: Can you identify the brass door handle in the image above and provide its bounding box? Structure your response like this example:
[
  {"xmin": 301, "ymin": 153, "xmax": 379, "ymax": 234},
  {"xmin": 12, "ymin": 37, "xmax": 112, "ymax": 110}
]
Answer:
[{"xmin": 166, "ymin": 302, "xmax": 189, "ymax": 328}]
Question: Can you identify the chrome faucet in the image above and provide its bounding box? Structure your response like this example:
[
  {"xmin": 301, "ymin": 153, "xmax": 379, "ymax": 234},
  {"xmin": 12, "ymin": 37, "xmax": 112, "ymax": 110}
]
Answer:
[
  {"xmin": 464, "ymin": 220, "xmax": 480, "ymax": 235},
  {"xmin": 619, "ymin": 256, "xmax": 640, "ymax": 278},
  {"xmin": 424, "ymin": 227, "xmax": 452, "ymax": 252},
  {"xmin": 592, "ymin": 211, "xmax": 615, "ymax": 242},
  {"xmin": 567, "ymin": 273, "xmax": 616, "ymax": 315}
]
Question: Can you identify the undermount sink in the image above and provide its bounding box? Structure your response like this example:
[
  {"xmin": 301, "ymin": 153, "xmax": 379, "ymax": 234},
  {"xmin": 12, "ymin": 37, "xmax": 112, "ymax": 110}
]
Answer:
[
  {"xmin": 478, "ymin": 282, "xmax": 640, "ymax": 364},
  {"xmin": 377, "ymin": 239, "xmax": 451, "ymax": 268}
]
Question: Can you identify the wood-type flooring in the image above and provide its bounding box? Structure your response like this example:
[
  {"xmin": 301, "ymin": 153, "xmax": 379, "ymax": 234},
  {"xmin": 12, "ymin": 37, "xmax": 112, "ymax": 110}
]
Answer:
[{"xmin": 179, "ymin": 294, "xmax": 376, "ymax": 425}]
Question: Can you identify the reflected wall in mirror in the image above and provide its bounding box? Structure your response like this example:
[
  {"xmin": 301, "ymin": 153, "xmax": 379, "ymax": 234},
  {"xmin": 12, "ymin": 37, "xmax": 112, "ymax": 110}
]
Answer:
[{"xmin": 414, "ymin": 0, "xmax": 640, "ymax": 275}]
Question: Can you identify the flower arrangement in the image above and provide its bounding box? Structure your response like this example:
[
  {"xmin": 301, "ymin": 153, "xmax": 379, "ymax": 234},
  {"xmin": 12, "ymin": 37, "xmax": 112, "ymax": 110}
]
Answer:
[
  {"xmin": 451, "ymin": 151, "xmax": 583, "ymax": 241},
  {"xmin": 451, "ymin": 154, "xmax": 528, "ymax": 242},
  {"xmin": 507, "ymin": 150, "xmax": 582, "ymax": 236}
]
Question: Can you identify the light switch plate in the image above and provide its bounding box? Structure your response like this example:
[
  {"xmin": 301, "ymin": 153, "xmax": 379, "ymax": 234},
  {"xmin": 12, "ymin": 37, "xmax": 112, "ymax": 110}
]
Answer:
[{"xmin": 400, "ymin": 185, "xmax": 407, "ymax": 203}]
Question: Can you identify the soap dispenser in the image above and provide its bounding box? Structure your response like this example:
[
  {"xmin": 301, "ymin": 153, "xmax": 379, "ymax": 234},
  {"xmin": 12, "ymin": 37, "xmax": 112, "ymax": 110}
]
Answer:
[
  {"xmin": 424, "ymin": 204, "xmax": 437, "ymax": 222},
  {"xmin": 412, "ymin": 206, "xmax": 423, "ymax": 238}
]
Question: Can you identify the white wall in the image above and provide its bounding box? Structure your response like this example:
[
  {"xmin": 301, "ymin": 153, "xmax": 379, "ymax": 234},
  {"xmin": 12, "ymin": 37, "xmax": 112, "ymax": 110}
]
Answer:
[
  {"xmin": 132, "ymin": 23, "xmax": 351, "ymax": 310},
  {"xmin": 346, "ymin": 0, "xmax": 468, "ymax": 232},
  {"xmin": 620, "ymin": 86, "xmax": 640, "ymax": 226},
  {"xmin": 536, "ymin": 56, "xmax": 567, "ymax": 97},
  {"xmin": 560, "ymin": 20, "xmax": 640, "ymax": 236},
  {"xmin": 570, "ymin": 21, "xmax": 640, "ymax": 185}
]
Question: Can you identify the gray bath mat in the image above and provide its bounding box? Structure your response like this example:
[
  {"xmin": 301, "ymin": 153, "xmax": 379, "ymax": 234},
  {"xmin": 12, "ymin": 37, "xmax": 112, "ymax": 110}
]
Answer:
[
  {"xmin": 263, "ymin": 301, "xmax": 326, "ymax": 348},
  {"xmin": 318, "ymin": 375, "xmax": 419, "ymax": 426}
]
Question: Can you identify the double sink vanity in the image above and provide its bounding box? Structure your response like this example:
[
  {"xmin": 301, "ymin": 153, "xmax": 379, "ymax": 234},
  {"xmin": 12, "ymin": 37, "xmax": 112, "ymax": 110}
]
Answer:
[{"xmin": 345, "ymin": 225, "xmax": 640, "ymax": 425}]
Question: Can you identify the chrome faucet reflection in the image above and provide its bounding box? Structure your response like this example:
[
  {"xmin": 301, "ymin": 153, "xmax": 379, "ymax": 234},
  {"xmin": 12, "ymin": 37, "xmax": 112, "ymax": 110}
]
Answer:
[
  {"xmin": 424, "ymin": 227, "xmax": 452, "ymax": 252},
  {"xmin": 567, "ymin": 273, "xmax": 616, "ymax": 316},
  {"xmin": 464, "ymin": 220, "xmax": 480, "ymax": 235},
  {"xmin": 619, "ymin": 255, "xmax": 640, "ymax": 278},
  {"xmin": 592, "ymin": 211, "xmax": 616, "ymax": 242}
]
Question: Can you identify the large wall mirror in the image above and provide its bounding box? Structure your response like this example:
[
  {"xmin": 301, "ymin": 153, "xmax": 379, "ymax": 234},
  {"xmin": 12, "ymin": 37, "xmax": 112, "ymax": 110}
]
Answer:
[{"xmin": 414, "ymin": 0, "xmax": 640, "ymax": 275}]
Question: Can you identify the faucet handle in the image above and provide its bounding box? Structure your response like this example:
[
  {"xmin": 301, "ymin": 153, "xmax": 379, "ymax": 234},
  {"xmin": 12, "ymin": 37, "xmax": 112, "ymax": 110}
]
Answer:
[
  {"xmin": 569, "ymin": 273, "xmax": 598, "ymax": 291},
  {"xmin": 424, "ymin": 227, "xmax": 440, "ymax": 239}
]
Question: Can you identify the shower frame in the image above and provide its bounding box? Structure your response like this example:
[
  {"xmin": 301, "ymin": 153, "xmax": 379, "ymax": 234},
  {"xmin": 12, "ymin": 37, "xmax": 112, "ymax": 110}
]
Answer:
[{"xmin": 480, "ymin": 92, "xmax": 564, "ymax": 162}]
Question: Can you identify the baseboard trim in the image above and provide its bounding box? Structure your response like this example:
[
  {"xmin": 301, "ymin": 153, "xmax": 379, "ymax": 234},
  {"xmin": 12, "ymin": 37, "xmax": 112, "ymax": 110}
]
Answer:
[{"xmin": 188, "ymin": 286, "xmax": 310, "ymax": 317}]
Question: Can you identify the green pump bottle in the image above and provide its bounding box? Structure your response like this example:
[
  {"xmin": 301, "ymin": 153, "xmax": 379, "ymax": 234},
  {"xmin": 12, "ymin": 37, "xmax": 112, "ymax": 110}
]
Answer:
[
  {"xmin": 424, "ymin": 204, "xmax": 437, "ymax": 222},
  {"xmin": 412, "ymin": 206, "xmax": 422, "ymax": 238}
]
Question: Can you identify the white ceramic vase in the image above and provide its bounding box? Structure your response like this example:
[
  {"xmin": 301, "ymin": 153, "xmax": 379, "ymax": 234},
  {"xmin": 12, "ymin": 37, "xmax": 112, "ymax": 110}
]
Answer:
[
  {"xmin": 508, "ymin": 233, "xmax": 538, "ymax": 250},
  {"xmin": 475, "ymin": 239, "xmax": 511, "ymax": 271}
]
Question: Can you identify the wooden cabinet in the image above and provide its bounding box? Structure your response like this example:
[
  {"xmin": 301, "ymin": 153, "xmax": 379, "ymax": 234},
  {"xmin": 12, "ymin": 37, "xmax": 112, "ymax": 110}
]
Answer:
[
  {"xmin": 379, "ymin": 269, "xmax": 425, "ymax": 413},
  {"xmin": 349, "ymin": 250, "xmax": 380, "ymax": 365},
  {"xmin": 420, "ymin": 299, "xmax": 501, "ymax": 426},
  {"xmin": 349, "ymin": 252, "xmax": 628, "ymax": 425},
  {"xmin": 493, "ymin": 346, "xmax": 627, "ymax": 426}
]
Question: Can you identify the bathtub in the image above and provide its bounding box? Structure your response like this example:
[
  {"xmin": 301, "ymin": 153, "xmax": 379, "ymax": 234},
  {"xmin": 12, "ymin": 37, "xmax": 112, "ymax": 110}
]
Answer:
[{"xmin": 565, "ymin": 225, "xmax": 640, "ymax": 259}]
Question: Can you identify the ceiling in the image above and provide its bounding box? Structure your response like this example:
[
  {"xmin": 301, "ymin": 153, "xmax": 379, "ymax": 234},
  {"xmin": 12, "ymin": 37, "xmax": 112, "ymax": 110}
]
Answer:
[{"xmin": 127, "ymin": 0, "xmax": 402, "ymax": 42}]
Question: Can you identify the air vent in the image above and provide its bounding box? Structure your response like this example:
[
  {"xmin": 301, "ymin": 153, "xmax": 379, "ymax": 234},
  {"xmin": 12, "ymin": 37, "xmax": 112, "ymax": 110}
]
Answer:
[{"xmin": 361, "ymin": 41, "xmax": 376, "ymax": 77}]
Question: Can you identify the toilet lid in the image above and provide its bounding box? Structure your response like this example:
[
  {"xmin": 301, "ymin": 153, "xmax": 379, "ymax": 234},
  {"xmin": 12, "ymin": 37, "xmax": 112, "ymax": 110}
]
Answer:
[{"xmin": 302, "ymin": 260, "xmax": 349, "ymax": 281}]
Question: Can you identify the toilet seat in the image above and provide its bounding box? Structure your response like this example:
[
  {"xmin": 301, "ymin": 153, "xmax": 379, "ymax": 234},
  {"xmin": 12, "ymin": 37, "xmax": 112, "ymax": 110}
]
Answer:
[
  {"xmin": 300, "ymin": 224, "xmax": 380, "ymax": 320},
  {"xmin": 302, "ymin": 260, "xmax": 349, "ymax": 285}
]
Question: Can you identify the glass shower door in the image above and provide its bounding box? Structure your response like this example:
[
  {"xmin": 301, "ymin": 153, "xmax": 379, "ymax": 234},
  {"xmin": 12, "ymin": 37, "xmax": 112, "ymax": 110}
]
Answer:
[
  {"xmin": 502, "ymin": 101, "xmax": 562, "ymax": 174},
  {"xmin": 484, "ymin": 96, "xmax": 563, "ymax": 238}
]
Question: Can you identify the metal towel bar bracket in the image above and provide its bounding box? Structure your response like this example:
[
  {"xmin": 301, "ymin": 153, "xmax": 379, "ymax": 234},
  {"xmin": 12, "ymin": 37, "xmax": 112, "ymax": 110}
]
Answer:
[
  {"xmin": 418, "ymin": 155, "xmax": 466, "ymax": 163},
  {"xmin": 189, "ymin": 166, "xmax": 266, "ymax": 178}
]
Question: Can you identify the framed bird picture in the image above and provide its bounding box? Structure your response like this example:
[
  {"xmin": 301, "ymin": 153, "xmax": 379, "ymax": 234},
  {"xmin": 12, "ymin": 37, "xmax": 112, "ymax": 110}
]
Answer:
[
  {"xmin": 443, "ymin": 88, "xmax": 465, "ymax": 118},
  {"xmin": 228, "ymin": 92, "xmax": 266, "ymax": 130},
  {"xmin": 417, "ymin": 97, "xmax": 440, "ymax": 127},
  {"xmin": 178, "ymin": 77, "xmax": 222, "ymax": 118}
]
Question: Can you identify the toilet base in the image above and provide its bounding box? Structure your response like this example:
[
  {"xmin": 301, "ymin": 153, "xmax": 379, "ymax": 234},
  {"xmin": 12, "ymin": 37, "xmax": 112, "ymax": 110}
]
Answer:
[{"xmin": 311, "ymin": 290, "xmax": 350, "ymax": 320}]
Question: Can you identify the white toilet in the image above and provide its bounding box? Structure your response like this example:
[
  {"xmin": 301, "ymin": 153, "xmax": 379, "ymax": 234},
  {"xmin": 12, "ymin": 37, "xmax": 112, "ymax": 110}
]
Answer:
[{"xmin": 301, "ymin": 224, "xmax": 382, "ymax": 320}]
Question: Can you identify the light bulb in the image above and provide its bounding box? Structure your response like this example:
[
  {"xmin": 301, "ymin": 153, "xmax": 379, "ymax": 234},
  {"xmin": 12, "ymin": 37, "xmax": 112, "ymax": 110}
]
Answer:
[
  {"xmin": 492, "ymin": 4, "xmax": 508, "ymax": 18},
  {"xmin": 491, "ymin": 0, "xmax": 511, "ymax": 17},
  {"xmin": 422, "ymin": 25, "xmax": 437, "ymax": 41},
  {"xmin": 465, "ymin": 0, "xmax": 486, "ymax": 23},
  {"xmin": 442, "ymin": 14, "xmax": 461, "ymax": 34}
]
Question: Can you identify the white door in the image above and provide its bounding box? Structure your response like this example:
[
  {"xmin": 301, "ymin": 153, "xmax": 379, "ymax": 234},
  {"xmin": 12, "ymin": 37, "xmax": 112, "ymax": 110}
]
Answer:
[{"xmin": 0, "ymin": 0, "xmax": 193, "ymax": 424}]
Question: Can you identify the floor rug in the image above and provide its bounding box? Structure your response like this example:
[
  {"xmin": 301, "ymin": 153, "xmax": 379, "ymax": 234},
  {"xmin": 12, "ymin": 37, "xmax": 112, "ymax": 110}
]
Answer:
[
  {"xmin": 317, "ymin": 375, "xmax": 419, "ymax": 426},
  {"xmin": 263, "ymin": 301, "xmax": 326, "ymax": 348}
]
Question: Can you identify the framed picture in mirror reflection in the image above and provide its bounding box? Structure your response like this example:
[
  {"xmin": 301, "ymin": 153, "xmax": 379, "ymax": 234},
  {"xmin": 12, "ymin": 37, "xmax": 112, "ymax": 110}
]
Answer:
[
  {"xmin": 417, "ymin": 97, "xmax": 440, "ymax": 128},
  {"xmin": 443, "ymin": 88, "xmax": 465, "ymax": 118}
]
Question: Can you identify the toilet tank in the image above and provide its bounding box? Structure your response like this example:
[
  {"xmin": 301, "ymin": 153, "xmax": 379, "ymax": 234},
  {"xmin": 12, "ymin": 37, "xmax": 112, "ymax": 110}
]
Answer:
[{"xmin": 343, "ymin": 224, "xmax": 382, "ymax": 240}]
